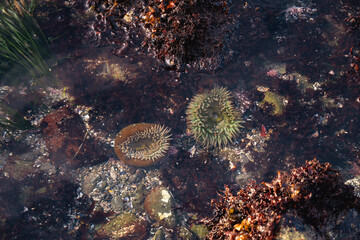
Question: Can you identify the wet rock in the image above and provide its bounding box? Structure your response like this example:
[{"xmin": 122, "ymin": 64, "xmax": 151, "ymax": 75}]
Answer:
[
  {"xmin": 132, "ymin": 184, "xmax": 147, "ymax": 212},
  {"xmin": 144, "ymin": 186, "xmax": 176, "ymax": 228},
  {"xmin": 82, "ymin": 55, "xmax": 139, "ymax": 84},
  {"xmin": 110, "ymin": 195, "xmax": 124, "ymax": 212},
  {"xmin": 1, "ymin": 178, "xmax": 91, "ymax": 239},
  {"xmin": 345, "ymin": 176, "xmax": 360, "ymax": 197},
  {"xmin": 40, "ymin": 106, "xmax": 106, "ymax": 168},
  {"xmin": 153, "ymin": 229, "xmax": 166, "ymax": 240},
  {"xmin": 276, "ymin": 211, "xmax": 322, "ymax": 240},
  {"xmin": 96, "ymin": 212, "xmax": 149, "ymax": 240},
  {"xmin": 0, "ymin": 177, "xmax": 22, "ymax": 228},
  {"xmin": 77, "ymin": 158, "xmax": 162, "ymax": 214},
  {"xmin": 3, "ymin": 156, "xmax": 35, "ymax": 181},
  {"xmin": 328, "ymin": 208, "xmax": 360, "ymax": 239},
  {"xmin": 39, "ymin": 162, "xmax": 56, "ymax": 175},
  {"xmin": 190, "ymin": 224, "xmax": 209, "ymax": 240},
  {"xmin": 178, "ymin": 226, "xmax": 197, "ymax": 240},
  {"xmin": 81, "ymin": 171, "xmax": 101, "ymax": 195},
  {"xmin": 259, "ymin": 91, "xmax": 286, "ymax": 116},
  {"xmin": 128, "ymin": 169, "xmax": 145, "ymax": 183}
]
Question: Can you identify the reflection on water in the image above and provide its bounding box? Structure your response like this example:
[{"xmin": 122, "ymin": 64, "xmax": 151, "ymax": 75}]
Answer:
[{"xmin": 0, "ymin": 0, "xmax": 360, "ymax": 239}]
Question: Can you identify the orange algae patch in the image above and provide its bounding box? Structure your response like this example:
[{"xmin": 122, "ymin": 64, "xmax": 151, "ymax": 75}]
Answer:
[{"xmin": 114, "ymin": 123, "xmax": 171, "ymax": 167}]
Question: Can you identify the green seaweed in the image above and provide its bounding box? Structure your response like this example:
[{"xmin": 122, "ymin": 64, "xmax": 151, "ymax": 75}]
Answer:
[
  {"xmin": 0, "ymin": 0, "xmax": 53, "ymax": 84},
  {"xmin": 0, "ymin": 101, "xmax": 32, "ymax": 131}
]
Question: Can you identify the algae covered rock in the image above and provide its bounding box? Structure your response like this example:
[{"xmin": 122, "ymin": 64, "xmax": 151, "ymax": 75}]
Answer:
[
  {"xmin": 259, "ymin": 91, "xmax": 286, "ymax": 116},
  {"xmin": 178, "ymin": 226, "xmax": 197, "ymax": 240},
  {"xmin": 96, "ymin": 212, "xmax": 149, "ymax": 239},
  {"xmin": 41, "ymin": 107, "xmax": 106, "ymax": 168},
  {"xmin": 144, "ymin": 186, "xmax": 177, "ymax": 227},
  {"xmin": 190, "ymin": 224, "xmax": 209, "ymax": 240},
  {"xmin": 276, "ymin": 211, "xmax": 322, "ymax": 240}
]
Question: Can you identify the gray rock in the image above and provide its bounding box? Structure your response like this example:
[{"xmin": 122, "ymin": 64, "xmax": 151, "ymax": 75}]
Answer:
[
  {"xmin": 345, "ymin": 176, "xmax": 360, "ymax": 197},
  {"xmin": 111, "ymin": 195, "xmax": 124, "ymax": 211},
  {"xmin": 81, "ymin": 171, "xmax": 101, "ymax": 195}
]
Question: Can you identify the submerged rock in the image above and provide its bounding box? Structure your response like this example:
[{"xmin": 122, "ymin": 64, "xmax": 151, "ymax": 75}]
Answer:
[
  {"xmin": 190, "ymin": 224, "xmax": 209, "ymax": 240},
  {"xmin": 2, "ymin": 156, "xmax": 35, "ymax": 181},
  {"xmin": 144, "ymin": 186, "xmax": 177, "ymax": 228},
  {"xmin": 40, "ymin": 107, "xmax": 106, "ymax": 168},
  {"xmin": 259, "ymin": 91, "xmax": 286, "ymax": 116},
  {"xmin": 96, "ymin": 212, "xmax": 149, "ymax": 239},
  {"xmin": 276, "ymin": 210, "xmax": 322, "ymax": 240},
  {"xmin": 346, "ymin": 176, "xmax": 360, "ymax": 197},
  {"xmin": 153, "ymin": 229, "xmax": 166, "ymax": 240},
  {"xmin": 178, "ymin": 226, "xmax": 197, "ymax": 240}
]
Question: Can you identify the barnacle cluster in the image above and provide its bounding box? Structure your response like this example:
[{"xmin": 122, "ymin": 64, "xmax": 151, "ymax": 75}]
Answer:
[
  {"xmin": 114, "ymin": 123, "xmax": 171, "ymax": 167},
  {"xmin": 204, "ymin": 160, "xmax": 359, "ymax": 240},
  {"xmin": 186, "ymin": 87, "xmax": 243, "ymax": 148}
]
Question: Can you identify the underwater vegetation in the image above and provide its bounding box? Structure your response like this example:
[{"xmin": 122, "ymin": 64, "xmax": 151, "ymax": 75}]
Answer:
[
  {"xmin": 86, "ymin": 0, "xmax": 246, "ymax": 71},
  {"xmin": 186, "ymin": 87, "xmax": 243, "ymax": 148},
  {"xmin": 0, "ymin": 100, "xmax": 32, "ymax": 131},
  {"xmin": 0, "ymin": 0, "xmax": 53, "ymax": 83},
  {"xmin": 114, "ymin": 123, "xmax": 172, "ymax": 167},
  {"xmin": 138, "ymin": 0, "xmax": 230, "ymax": 70},
  {"xmin": 204, "ymin": 160, "xmax": 359, "ymax": 240}
]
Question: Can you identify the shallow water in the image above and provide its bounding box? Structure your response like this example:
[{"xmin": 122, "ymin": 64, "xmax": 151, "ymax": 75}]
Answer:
[{"xmin": 0, "ymin": 0, "xmax": 360, "ymax": 239}]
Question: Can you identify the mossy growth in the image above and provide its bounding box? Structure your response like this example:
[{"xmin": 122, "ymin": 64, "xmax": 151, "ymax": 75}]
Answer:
[
  {"xmin": 114, "ymin": 123, "xmax": 171, "ymax": 167},
  {"xmin": 186, "ymin": 87, "xmax": 243, "ymax": 148}
]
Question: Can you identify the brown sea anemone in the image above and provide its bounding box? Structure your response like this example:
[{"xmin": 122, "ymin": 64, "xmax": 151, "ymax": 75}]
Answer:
[{"xmin": 114, "ymin": 123, "xmax": 171, "ymax": 167}]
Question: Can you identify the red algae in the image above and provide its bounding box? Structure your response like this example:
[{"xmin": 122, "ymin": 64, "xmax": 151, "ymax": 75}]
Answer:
[{"xmin": 204, "ymin": 160, "xmax": 359, "ymax": 240}]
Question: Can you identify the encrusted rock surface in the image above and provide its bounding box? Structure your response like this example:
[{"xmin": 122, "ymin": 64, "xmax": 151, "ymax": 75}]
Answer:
[
  {"xmin": 40, "ymin": 107, "xmax": 106, "ymax": 168},
  {"xmin": 96, "ymin": 212, "xmax": 149, "ymax": 239},
  {"xmin": 144, "ymin": 186, "xmax": 177, "ymax": 228}
]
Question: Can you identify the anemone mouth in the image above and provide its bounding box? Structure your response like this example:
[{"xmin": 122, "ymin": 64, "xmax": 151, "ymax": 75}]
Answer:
[
  {"xmin": 114, "ymin": 123, "xmax": 172, "ymax": 167},
  {"xmin": 186, "ymin": 87, "xmax": 243, "ymax": 148}
]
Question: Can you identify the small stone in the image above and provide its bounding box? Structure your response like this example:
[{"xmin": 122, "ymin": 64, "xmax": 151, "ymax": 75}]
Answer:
[
  {"xmin": 96, "ymin": 212, "xmax": 148, "ymax": 239},
  {"xmin": 111, "ymin": 195, "xmax": 124, "ymax": 211},
  {"xmin": 144, "ymin": 187, "xmax": 176, "ymax": 227},
  {"xmin": 82, "ymin": 171, "xmax": 101, "ymax": 195},
  {"xmin": 132, "ymin": 184, "xmax": 147, "ymax": 212},
  {"xmin": 110, "ymin": 166, "xmax": 117, "ymax": 180}
]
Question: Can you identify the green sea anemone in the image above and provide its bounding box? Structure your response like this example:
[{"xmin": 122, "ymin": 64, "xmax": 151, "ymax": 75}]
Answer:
[
  {"xmin": 186, "ymin": 87, "xmax": 243, "ymax": 148},
  {"xmin": 114, "ymin": 123, "xmax": 172, "ymax": 167}
]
